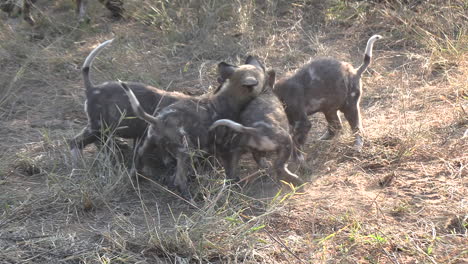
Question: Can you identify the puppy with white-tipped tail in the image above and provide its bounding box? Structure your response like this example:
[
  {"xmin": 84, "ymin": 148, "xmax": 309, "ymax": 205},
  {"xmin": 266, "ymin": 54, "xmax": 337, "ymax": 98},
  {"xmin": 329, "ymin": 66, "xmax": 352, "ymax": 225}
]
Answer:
[
  {"xmin": 70, "ymin": 39, "xmax": 190, "ymax": 167},
  {"xmin": 210, "ymin": 70, "xmax": 304, "ymax": 186},
  {"xmin": 274, "ymin": 34, "xmax": 382, "ymax": 157}
]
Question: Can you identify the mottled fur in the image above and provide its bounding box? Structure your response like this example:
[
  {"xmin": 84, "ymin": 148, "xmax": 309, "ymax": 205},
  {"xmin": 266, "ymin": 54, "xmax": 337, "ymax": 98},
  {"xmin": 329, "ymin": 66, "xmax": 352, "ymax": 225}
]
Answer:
[
  {"xmin": 274, "ymin": 35, "xmax": 382, "ymax": 156},
  {"xmin": 210, "ymin": 70, "xmax": 304, "ymax": 186},
  {"xmin": 70, "ymin": 39, "xmax": 190, "ymax": 166},
  {"xmin": 121, "ymin": 56, "xmax": 268, "ymax": 199}
]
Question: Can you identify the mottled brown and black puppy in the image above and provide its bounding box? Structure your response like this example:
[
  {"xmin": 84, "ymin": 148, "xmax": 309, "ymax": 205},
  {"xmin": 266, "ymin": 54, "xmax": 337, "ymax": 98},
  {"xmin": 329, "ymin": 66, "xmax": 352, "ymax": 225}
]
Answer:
[
  {"xmin": 74, "ymin": 0, "xmax": 125, "ymax": 23},
  {"xmin": 210, "ymin": 70, "xmax": 304, "ymax": 186},
  {"xmin": 0, "ymin": 0, "xmax": 124, "ymax": 25},
  {"xmin": 70, "ymin": 39, "xmax": 190, "ymax": 166},
  {"xmin": 121, "ymin": 56, "xmax": 268, "ymax": 199},
  {"xmin": 274, "ymin": 35, "xmax": 382, "ymax": 158},
  {"xmin": 0, "ymin": 0, "xmax": 36, "ymax": 25}
]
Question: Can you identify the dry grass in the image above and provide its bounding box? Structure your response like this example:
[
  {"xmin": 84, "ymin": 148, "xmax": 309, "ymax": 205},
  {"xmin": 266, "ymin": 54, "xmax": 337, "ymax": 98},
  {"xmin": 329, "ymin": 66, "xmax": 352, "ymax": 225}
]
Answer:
[{"xmin": 0, "ymin": 0, "xmax": 467, "ymax": 263}]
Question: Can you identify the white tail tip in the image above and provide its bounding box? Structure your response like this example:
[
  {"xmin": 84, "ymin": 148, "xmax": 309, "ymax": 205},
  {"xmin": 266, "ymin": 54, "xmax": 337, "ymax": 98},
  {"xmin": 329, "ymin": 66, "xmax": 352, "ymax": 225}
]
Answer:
[
  {"xmin": 210, "ymin": 119, "xmax": 243, "ymax": 132},
  {"xmin": 365, "ymin": 35, "xmax": 383, "ymax": 57},
  {"xmin": 82, "ymin": 38, "xmax": 115, "ymax": 69}
]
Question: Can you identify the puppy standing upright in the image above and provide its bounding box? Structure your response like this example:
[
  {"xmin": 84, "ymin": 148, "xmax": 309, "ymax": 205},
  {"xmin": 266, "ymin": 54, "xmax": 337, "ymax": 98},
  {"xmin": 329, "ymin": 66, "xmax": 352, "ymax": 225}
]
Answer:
[
  {"xmin": 210, "ymin": 70, "xmax": 304, "ymax": 186},
  {"xmin": 274, "ymin": 35, "xmax": 382, "ymax": 157},
  {"xmin": 120, "ymin": 56, "xmax": 268, "ymax": 199},
  {"xmin": 70, "ymin": 39, "xmax": 190, "ymax": 166}
]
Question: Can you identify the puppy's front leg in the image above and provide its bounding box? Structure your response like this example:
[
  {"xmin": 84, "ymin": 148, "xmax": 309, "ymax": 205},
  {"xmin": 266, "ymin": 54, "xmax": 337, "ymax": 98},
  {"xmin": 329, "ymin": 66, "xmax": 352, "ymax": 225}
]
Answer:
[
  {"xmin": 219, "ymin": 148, "xmax": 241, "ymax": 182},
  {"xmin": 173, "ymin": 148, "xmax": 192, "ymax": 200},
  {"xmin": 132, "ymin": 136, "xmax": 153, "ymax": 178}
]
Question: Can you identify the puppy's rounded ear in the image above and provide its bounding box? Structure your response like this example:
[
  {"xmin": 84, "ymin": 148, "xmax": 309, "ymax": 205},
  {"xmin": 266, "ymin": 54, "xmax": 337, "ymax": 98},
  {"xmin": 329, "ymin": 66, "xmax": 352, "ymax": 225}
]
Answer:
[
  {"xmin": 266, "ymin": 69, "xmax": 276, "ymax": 88},
  {"xmin": 245, "ymin": 56, "xmax": 265, "ymax": 71},
  {"xmin": 218, "ymin": 62, "xmax": 237, "ymax": 81}
]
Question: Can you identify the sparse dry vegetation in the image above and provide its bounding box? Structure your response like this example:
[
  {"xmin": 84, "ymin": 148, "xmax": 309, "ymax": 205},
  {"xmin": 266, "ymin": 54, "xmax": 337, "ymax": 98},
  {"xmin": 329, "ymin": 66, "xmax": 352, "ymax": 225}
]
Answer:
[{"xmin": 0, "ymin": 0, "xmax": 466, "ymax": 263}]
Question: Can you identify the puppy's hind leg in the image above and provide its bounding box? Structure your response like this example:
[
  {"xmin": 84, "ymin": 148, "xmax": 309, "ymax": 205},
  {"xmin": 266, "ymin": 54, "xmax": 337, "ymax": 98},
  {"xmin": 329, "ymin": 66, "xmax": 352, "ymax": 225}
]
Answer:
[
  {"xmin": 69, "ymin": 127, "xmax": 100, "ymax": 168},
  {"xmin": 273, "ymin": 140, "xmax": 304, "ymax": 186}
]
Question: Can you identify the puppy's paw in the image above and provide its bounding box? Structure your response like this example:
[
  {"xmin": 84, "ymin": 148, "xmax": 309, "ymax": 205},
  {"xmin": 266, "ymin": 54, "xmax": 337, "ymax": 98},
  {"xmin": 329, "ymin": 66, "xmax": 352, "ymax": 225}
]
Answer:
[
  {"xmin": 319, "ymin": 131, "xmax": 335, "ymax": 140},
  {"xmin": 354, "ymin": 137, "xmax": 364, "ymax": 152}
]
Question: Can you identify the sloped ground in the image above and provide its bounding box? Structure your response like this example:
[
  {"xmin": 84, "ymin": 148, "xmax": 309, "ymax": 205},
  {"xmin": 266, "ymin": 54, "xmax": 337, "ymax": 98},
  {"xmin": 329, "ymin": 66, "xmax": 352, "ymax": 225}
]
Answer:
[{"xmin": 0, "ymin": 0, "xmax": 466, "ymax": 263}]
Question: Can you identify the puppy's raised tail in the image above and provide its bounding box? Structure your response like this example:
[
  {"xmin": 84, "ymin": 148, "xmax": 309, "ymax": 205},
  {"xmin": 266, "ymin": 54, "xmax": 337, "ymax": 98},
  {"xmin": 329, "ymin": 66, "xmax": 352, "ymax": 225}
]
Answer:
[
  {"xmin": 356, "ymin": 35, "xmax": 382, "ymax": 77},
  {"xmin": 119, "ymin": 81, "xmax": 159, "ymax": 125},
  {"xmin": 82, "ymin": 39, "xmax": 114, "ymax": 91},
  {"xmin": 210, "ymin": 119, "xmax": 258, "ymax": 135}
]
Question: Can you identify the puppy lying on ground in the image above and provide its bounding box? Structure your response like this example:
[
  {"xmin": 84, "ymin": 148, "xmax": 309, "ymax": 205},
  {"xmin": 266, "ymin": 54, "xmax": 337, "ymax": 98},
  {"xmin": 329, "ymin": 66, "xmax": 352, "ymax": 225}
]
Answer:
[
  {"xmin": 210, "ymin": 70, "xmax": 304, "ymax": 186},
  {"xmin": 70, "ymin": 39, "xmax": 190, "ymax": 166},
  {"xmin": 274, "ymin": 35, "xmax": 382, "ymax": 158},
  {"xmin": 120, "ymin": 56, "xmax": 268, "ymax": 199}
]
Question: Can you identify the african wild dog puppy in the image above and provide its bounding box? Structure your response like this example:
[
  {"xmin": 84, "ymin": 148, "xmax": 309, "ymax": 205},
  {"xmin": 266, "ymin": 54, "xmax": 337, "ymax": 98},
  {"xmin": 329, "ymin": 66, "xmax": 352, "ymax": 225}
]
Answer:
[
  {"xmin": 210, "ymin": 69, "xmax": 304, "ymax": 186},
  {"xmin": 0, "ymin": 0, "xmax": 36, "ymax": 25},
  {"xmin": 70, "ymin": 39, "xmax": 190, "ymax": 166},
  {"xmin": 0, "ymin": 0, "xmax": 124, "ymax": 25},
  {"xmin": 120, "ymin": 56, "xmax": 268, "ymax": 200},
  {"xmin": 74, "ymin": 0, "xmax": 125, "ymax": 22},
  {"xmin": 274, "ymin": 35, "xmax": 382, "ymax": 158}
]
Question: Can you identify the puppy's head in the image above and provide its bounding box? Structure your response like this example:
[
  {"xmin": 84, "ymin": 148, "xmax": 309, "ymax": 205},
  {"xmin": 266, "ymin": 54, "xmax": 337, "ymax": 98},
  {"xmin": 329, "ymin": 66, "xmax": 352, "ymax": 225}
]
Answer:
[{"xmin": 215, "ymin": 56, "xmax": 268, "ymax": 99}]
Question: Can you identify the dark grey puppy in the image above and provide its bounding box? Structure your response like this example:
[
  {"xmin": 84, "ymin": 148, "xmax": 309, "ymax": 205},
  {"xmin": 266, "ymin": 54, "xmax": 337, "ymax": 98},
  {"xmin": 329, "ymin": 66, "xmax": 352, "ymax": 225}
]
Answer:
[
  {"xmin": 209, "ymin": 70, "xmax": 304, "ymax": 186},
  {"xmin": 274, "ymin": 35, "xmax": 382, "ymax": 157},
  {"xmin": 120, "ymin": 56, "xmax": 268, "ymax": 200},
  {"xmin": 0, "ymin": 0, "xmax": 40, "ymax": 25},
  {"xmin": 70, "ymin": 39, "xmax": 190, "ymax": 166},
  {"xmin": 74, "ymin": 0, "xmax": 124, "ymax": 22}
]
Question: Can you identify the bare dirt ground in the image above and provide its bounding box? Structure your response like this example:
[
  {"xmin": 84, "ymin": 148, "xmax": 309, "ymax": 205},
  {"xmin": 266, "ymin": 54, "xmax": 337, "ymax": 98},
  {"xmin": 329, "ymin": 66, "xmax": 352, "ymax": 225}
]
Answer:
[{"xmin": 0, "ymin": 0, "xmax": 466, "ymax": 263}]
